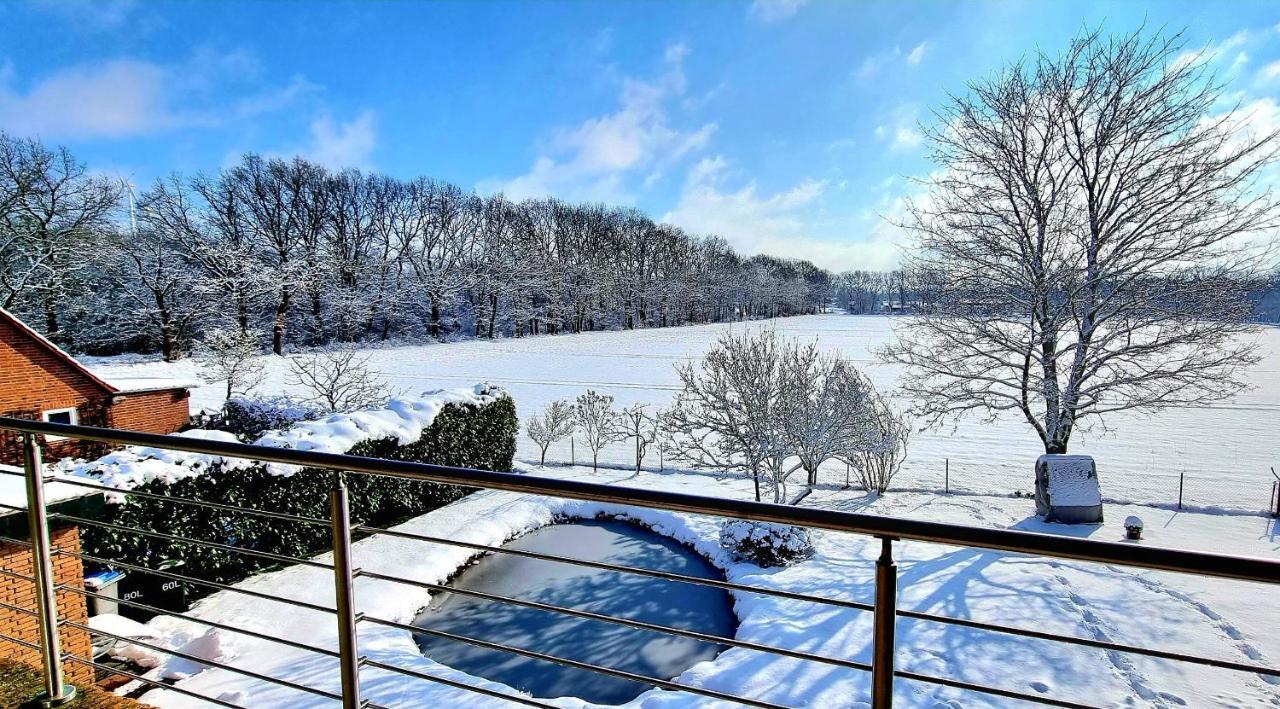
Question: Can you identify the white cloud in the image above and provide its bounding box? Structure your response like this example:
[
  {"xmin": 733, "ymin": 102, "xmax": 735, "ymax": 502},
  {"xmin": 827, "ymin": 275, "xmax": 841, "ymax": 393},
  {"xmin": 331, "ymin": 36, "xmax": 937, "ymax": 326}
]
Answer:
[
  {"xmin": 661, "ymin": 156, "xmax": 900, "ymax": 270},
  {"xmin": 875, "ymin": 107, "xmax": 923, "ymax": 153},
  {"xmin": 28, "ymin": 0, "xmax": 138, "ymax": 30},
  {"xmin": 1172, "ymin": 30, "xmax": 1250, "ymax": 72},
  {"xmin": 0, "ymin": 59, "xmax": 169, "ymax": 138},
  {"xmin": 906, "ymin": 42, "xmax": 928, "ymax": 66},
  {"xmin": 1257, "ymin": 59, "xmax": 1280, "ymax": 84},
  {"xmin": 854, "ymin": 41, "xmax": 928, "ymax": 83},
  {"xmin": 484, "ymin": 42, "xmax": 716, "ymax": 203},
  {"xmin": 300, "ymin": 111, "xmax": 377, "ymax": 170},
  {"xmin": 749, "ymin": 0, "xmax": 808, "ymax": 23},
  {"xmin": 0, "ymin": 52, "xmax": 315, "ymax": 140}
]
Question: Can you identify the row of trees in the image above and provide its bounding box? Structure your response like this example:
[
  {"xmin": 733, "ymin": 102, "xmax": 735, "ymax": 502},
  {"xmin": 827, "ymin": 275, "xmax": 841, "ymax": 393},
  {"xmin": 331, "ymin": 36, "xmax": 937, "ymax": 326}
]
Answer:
[
  {"xmin": 526, "ymin": 331, "xmax": 911, "ymax": 502},
  {"xmin": 0, "ymin": 136, "xmax": 836, "ymax": 360}
]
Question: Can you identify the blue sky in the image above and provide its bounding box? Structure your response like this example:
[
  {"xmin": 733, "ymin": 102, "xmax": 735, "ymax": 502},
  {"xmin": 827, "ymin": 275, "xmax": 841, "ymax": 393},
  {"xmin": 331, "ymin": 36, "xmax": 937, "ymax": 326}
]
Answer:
[{"xmin": 2, "ymin": 0, "xmax": 1278, "ymax": 270}]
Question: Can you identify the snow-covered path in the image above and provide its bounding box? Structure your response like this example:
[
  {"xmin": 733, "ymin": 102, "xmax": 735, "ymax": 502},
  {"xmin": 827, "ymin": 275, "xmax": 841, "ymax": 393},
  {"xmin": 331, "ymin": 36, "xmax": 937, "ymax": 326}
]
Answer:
[
  {"xmin": 130, "ymin": 465, "xmax": 1280, "ymax": 708},
  {"xmin": 84, "ymin": 316, "xmax": 1280, "ymax": 513}
]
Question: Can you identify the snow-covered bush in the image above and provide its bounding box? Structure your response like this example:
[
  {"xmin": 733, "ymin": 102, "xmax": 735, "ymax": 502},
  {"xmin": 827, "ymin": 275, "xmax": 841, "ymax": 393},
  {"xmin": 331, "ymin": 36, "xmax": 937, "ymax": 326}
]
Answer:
[
  {"xmin": 526, "ymin": 399, "xmax": 576, "ymax": 465},
  {"xmin": 196, "ymin": 328, "xmax": 265, "ymax": 399},
  {"xmin": 574, "ymin": 390, "xmax": 622, "ymax": 472},
  {"xmin": 719, "ymin": 520, "xmax": 815, "ymax": 568},
  {"xmin": 220, "ymin": 396, "xmax": 327, "ymax": 440},
  {"xmin": 287, "ymin": 348, "xmax": 390, "ymax": 413},
  {"xmin": 73, "ymin": 385, "xmax": 518, "ymax": 592}
]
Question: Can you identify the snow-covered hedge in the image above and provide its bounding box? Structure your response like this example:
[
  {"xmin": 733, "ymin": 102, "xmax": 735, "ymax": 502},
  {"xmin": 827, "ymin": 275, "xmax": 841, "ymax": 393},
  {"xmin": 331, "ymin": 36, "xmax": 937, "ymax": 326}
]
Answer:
[
  {"xmin": 218, "ymin": 395, "xmax": 327, "ymax": 440},
  {"xmin": 719, "ymin": 520, "xmax": 815, "ymax": 568},
  {"xmin": 68, "ymin": 385, "xmax": 517, "ymax": 592}
]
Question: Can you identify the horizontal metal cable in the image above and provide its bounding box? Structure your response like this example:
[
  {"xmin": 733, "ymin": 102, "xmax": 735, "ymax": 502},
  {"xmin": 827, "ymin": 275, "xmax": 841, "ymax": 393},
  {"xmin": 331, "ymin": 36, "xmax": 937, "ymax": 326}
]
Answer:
[
  {"xmin": 897, "ymin": 608, "xmax": 1280, "ymax": 677},
  {"xmin": 896, "ymin": 668, "xmax": 1092, "ymax": 708},
  {"xmin": 66, "ymin": 617, "xmax": 344, "ymax": 703},
  {"xmin": 361, "ymin": 657, "xmax": 559, "ymax": 708},
  {"xmin": 63, "ymin": 652, "xmax": 247, "ymax": 709},
  {"xmin": 0, "ymin": 534, "xmax": 32, "ymax": 548},
  {"xmin": 363, "ymin": 613, "xmax": 787, "ymax": 709},
  {"xmin": 4, "ymin": 416, "xmax": 1273, "ymax": 584},
  {"xmin": 57, "ymin": 548, "xmax": 337, "ymax": 616},
  {"xmin": 60, "ymin": 582, "xmax": 340, "ymax": 660},
  {"xmin": 57, "ymin": 512, "xmax": 335, "ymax": 571},
  {"xmin": 357, "ymin": 523, "xmax": 875, "ymax": 613},
  {"xmin": 0, "ymin": 566, "xmax": 35, "ymax": 583},
  {"xmin": 50, "ymin": 475, "xmax": 333, "ymax": 528},
  {"xmin": 359, "ymin": 567, "xmax": 872, "ymax": 674},
  {"xmin": 0, "ymin": 632, "xmax": 41, "ymax": 651},
  {"xmin": 0, "ymin": 500, "xmax": 27, "ymax": 512},
  {"xmin": 0, "ymin": 599, "xmax": 36, "ymax": 617}
]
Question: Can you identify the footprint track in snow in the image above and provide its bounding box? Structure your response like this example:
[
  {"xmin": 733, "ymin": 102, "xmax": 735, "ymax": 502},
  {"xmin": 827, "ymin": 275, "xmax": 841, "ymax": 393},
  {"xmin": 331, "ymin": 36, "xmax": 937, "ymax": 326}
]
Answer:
[
  {"xmin": 1103, "ymin": 566, "xmax": 1280, "ymax": 689},
  {"xmin": 1049, "ymin": 572, "xmax": 1185, "ymax": 707}
]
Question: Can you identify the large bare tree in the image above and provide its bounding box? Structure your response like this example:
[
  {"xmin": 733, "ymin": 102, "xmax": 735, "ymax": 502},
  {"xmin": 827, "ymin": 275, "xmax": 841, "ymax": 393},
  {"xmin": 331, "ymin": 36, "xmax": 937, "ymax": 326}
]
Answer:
[{"xmin": 883, "ymin": 28, "xmax": 1279, "ymax": 454}]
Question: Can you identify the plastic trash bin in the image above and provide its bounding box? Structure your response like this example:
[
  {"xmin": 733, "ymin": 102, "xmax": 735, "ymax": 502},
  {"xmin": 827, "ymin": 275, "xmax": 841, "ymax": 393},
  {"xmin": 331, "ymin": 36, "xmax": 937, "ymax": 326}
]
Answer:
[
  {"xmin": 119, "ymin": 559, "xmax": 188, "ymax": 621},
  {"xmin": 84, "ymin": 569, "xmax": 126, "ymax": 617}
]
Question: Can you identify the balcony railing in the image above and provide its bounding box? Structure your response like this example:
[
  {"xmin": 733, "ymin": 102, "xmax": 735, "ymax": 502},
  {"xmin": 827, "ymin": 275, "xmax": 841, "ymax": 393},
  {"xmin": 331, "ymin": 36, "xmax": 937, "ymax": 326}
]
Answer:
[{"xmin": 0, "ymin": 415, "xmax": 1277, "ymax": 708}]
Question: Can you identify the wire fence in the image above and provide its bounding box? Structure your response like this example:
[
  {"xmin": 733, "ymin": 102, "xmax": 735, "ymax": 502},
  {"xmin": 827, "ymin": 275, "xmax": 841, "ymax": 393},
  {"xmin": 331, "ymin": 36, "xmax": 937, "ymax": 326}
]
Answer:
[
  {"xmin": 888, "ymin": 458, "xmax": 1280, "ymax": 515},
  {"xmin": 1, "ymin": 417, "xmax": 1278, "ymax": 709}
]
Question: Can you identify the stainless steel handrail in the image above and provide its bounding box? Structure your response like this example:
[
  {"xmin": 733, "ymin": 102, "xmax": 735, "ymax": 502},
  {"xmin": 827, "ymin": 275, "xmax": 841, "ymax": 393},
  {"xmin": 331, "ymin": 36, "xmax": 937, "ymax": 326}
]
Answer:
[
  {"xmin": 1, "ymin": 416, "xmax": 1277, "ymax": 709},
  {"xmin": 3, "ymin": 417, "xmax": 1275, "ymax": 582}
]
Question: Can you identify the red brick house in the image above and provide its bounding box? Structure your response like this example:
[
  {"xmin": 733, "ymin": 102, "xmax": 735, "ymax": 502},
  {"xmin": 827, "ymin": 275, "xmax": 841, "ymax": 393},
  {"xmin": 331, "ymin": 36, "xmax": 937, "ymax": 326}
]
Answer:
[{"xmin": 0, "ymin": 307, "xmax": 192, "ymax": 466}]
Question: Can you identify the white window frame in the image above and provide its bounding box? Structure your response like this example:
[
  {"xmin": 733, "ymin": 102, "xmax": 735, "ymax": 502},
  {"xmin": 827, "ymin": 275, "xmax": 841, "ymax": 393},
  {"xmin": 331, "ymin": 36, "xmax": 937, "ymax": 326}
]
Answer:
[{"xmin": 41, "ymin": 407, "xmax": 79, "ymax": 442}]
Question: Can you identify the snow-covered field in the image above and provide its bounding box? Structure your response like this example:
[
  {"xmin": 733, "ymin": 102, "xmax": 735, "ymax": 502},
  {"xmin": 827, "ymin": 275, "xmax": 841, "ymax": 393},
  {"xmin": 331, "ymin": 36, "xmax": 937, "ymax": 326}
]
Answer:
[
  {"xmin": 86, "ymin": 315, "xmax": 1280, "ymax": 514},
  {"xmin": 125, "ymin": 464, "xmax": 1280, "ymax": 708}
]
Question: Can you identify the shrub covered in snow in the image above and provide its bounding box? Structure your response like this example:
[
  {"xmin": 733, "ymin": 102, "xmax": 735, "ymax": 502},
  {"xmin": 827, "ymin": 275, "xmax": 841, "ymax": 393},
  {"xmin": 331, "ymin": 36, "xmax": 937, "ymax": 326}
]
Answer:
[
  {"xmin": 220, "ymin": 395, "xmax": 327, "ymax": 440},
  {"xmin": 719, "ymin": 520, "xmax": 815, "ymax": 568},
  {"xmin": 70, "ymin": 385, "xmax": 517, "ymax": 593}
]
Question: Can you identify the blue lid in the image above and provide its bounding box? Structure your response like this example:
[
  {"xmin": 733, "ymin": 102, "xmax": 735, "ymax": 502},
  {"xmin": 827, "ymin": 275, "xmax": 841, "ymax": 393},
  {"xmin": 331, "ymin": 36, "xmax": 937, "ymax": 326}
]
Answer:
[{"xmin": 84, "ymin": 569, "xmax": 125, "ymax": 584}]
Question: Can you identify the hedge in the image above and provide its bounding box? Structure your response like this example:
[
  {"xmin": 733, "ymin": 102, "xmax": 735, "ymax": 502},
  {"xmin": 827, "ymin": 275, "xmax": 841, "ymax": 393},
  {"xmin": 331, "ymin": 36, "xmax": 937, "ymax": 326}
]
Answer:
[{"xmin": 80, "ymin": 390, "xmax": 518, "ymax": 597}]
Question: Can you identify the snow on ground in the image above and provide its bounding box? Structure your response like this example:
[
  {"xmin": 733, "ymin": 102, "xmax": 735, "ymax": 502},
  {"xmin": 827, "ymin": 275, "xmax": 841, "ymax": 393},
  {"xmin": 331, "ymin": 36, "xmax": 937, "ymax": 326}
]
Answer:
[
  {"xmin": 129, "ymin": 464, "xmax": 1279, "ymax": 708},
  {"xmin": 83, "ymin": 316, "xmax": 1280, "ymax": 514}
]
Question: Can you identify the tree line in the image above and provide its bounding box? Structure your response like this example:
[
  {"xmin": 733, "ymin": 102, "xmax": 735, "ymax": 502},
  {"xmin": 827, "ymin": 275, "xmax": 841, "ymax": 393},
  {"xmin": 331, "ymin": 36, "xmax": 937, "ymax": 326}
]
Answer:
[{"xmin": 0, "ymin": 135, "xmax": 837, "ymax": 360}]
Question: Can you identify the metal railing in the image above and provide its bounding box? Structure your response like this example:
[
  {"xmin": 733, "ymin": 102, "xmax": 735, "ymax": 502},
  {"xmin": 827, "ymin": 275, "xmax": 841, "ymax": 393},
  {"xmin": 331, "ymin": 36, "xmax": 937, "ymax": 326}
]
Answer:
[{"xmin": 0, "ymin": 416, "xmax": 1277, "ymax": 709}]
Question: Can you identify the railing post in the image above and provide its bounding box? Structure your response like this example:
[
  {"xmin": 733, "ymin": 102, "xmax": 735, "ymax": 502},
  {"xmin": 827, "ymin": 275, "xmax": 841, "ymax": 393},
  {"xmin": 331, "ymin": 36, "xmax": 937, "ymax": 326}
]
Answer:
[
  {"xmin": 22, "ymin": 433, "xmax": 76, "ymax": 707},
  {"xmin": 329, "ymin": 472, "xmax": 362, "ymax": 709},
  {"xmin": 871, "ymin": 536, "xmax": 897, "ymax": 709}
]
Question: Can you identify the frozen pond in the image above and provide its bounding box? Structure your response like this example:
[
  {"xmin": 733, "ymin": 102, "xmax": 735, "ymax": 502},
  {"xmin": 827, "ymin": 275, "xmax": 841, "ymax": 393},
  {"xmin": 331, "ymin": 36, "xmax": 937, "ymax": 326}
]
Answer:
[{"xmin": 411, "ymin": 518, "xmax": 738, "ymax": 704}]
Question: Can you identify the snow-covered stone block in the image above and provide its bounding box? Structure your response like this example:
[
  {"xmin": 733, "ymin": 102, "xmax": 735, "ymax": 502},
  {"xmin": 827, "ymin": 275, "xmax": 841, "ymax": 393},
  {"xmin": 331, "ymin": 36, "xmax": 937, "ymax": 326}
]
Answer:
[{"xmin": 1034, "ymin": 454, "xmax": 1103, "ymax": 524}]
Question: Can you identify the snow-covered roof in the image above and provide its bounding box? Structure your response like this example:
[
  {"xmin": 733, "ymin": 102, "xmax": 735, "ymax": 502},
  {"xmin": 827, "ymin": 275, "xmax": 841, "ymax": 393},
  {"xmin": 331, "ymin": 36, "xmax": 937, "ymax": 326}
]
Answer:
[
  {"xmin": 107, "ymin": 376, "xmax": 199, "ymax": 394},
  {"xmin": 1038, "ymin": 454, "xmax": 1102, "ymax": 507},
  {"xmin": 0, "ymin": 463, "xmax": 99, "ymax": 517}
]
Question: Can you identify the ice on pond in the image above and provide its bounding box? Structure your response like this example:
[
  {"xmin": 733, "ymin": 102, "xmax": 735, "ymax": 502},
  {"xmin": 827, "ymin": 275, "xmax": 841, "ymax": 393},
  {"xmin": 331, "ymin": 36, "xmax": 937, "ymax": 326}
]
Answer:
[{"xmin": 412, "ymin": 518, "xmax": 738, "ymax": 704}]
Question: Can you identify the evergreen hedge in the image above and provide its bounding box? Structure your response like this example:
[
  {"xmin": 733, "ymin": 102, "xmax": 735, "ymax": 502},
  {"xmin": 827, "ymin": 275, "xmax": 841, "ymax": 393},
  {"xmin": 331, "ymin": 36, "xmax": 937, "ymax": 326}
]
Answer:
[{"xmin": 81, "ymin": 391, "xmax": 518, "ymax": 597}]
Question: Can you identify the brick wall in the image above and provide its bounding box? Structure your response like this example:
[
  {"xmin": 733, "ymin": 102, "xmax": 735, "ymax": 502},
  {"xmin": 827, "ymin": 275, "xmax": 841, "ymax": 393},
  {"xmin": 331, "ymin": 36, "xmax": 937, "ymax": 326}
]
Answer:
[
  {"xmin": 1, "ymin": 315, "xmax": 191, "ymax": 465},
  {"xmin": 0, "ymin": 524, "xmax": 93, "ymax": 685},
  {"xmin": 109, "ymin": 389, "xmax": 192, "ymax": 437},
  {"xmin": 0, "ymin": 317, "xmax": 112, "ymax": 466}
]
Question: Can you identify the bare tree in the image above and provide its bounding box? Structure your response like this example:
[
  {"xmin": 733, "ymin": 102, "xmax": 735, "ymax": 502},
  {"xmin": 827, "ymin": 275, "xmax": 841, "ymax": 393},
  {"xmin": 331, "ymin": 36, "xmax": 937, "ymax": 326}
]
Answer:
[
  {"xmin": 526, "ymin": 399, "xmax": 576, "ymax": 465},
  {"xmin": 883, "ymin": 28, "xmax": 1279, "ymax": 454},
  {"xmin": 615, "ymin": 404, "xmax": 657, "ymax": 476},
  {"xmin": 845, "ymin": 391, "xmax": 911, "ymax": 494},
  {"xmin": 287, "ymin": 348, "xmax": 388, "ymax": 413},
  {"xmin": 662, "ymin": 330, "xmax": 792, "ymax": 502},
  {"xmin": 197, "ymin": 328, "xmax": 266, "ymax": 400},
  {"xmin": 781, "ymin": 348, "xmax": 878, "ymax": 487},
  {"xmin": 573, "ymin": 390, "xmax": 621, "ymax": 472},
  {"xmin": 0, "ymin": 134, "xmax": 120, "ymax": 333}
]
